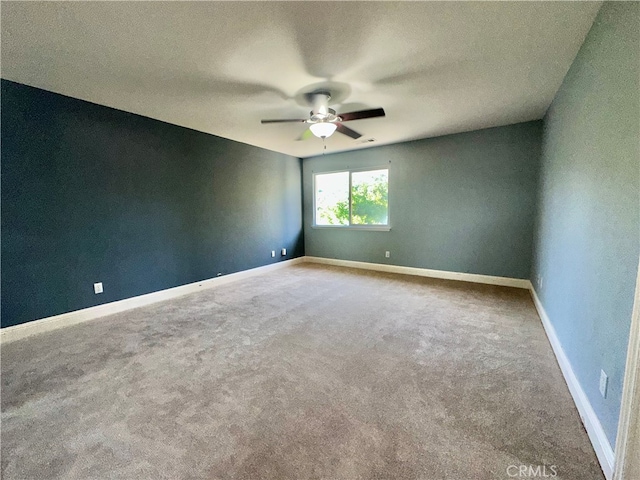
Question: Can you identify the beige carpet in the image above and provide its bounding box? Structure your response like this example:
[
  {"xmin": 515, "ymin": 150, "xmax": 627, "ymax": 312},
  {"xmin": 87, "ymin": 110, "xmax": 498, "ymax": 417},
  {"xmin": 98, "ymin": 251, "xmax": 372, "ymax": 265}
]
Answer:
[{"xmin": 1, "ymin": 263, "xmax": 604, "ymax": 479}]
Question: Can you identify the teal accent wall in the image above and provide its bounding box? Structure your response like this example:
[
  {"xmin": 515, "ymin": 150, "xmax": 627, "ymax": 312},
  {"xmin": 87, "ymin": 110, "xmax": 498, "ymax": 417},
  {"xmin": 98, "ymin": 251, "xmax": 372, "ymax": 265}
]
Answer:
[
  {"xmin": 303, "ymin": 121, "xmax": 542, "ymax": 279},
  {"xmin": 532, "ymin": 2, "xmax": 640, "ymax": 447},
  {"xmin": 1, "ymin": 80, "xmax": 304, "ymax": 327}
]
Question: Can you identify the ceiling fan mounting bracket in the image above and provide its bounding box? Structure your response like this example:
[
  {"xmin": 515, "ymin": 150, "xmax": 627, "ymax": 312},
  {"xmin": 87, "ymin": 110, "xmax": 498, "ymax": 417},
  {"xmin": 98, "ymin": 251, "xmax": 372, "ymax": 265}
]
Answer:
[{"xmin": 309, "ymin": 91, "xmax": 334, "ymax": 119}]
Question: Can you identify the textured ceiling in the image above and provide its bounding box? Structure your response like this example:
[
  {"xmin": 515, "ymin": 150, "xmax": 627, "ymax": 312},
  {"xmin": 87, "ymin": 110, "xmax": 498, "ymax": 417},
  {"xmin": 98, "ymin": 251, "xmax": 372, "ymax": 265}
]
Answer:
[{"xmin": 1, "ymin": 1, "xmax": 601, "ymax": 158}]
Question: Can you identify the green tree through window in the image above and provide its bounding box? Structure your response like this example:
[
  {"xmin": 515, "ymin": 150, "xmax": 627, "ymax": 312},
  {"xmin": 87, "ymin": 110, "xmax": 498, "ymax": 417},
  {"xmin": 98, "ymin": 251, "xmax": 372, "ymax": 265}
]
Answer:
[{"xmin": 315, "ymin": 168, "xmax": 389, "ymax": 226}]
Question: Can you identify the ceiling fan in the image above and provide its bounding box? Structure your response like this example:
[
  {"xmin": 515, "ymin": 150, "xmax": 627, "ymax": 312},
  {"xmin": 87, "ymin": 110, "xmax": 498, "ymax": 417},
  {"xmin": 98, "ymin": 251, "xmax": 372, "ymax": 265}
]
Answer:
[{"xmin": 261, "ymin": 92, "xmax": 385, "ymax": 140}]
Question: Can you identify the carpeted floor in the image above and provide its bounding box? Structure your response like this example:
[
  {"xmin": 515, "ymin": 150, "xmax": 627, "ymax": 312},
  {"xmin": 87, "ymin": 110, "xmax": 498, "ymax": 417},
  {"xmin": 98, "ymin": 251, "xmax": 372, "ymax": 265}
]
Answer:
[{"xmin": 1, "ymin": 264, "xmax": 604, "ymax": 479}]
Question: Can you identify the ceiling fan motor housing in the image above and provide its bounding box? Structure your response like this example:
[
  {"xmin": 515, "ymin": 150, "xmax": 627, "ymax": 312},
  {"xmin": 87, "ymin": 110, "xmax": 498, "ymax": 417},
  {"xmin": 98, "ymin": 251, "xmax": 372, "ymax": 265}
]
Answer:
[{"xmin": 309, "ymin": 108, "xmax": 340, "ymax": 124}]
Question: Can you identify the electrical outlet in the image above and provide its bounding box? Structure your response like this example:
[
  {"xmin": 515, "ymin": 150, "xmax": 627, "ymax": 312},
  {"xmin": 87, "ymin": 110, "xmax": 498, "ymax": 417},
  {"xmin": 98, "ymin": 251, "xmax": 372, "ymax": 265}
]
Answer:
[
  {"xmin": 93, "ymin": 282, "xmax": 103, "ymax": 294},
  {"xmin": 281, "ymin": 248, "xmax": 287, "ymax": 256},
  {"xmin": 385, "ymin": 251, "xmax": 390, "ymax": 258},
  {"xmin": 599, "ymin": 370, "xmax": 608, "ymax": 398},
  {"xmin": 271, "ymin": 250, "xmax": 276, "ymax": 258}
]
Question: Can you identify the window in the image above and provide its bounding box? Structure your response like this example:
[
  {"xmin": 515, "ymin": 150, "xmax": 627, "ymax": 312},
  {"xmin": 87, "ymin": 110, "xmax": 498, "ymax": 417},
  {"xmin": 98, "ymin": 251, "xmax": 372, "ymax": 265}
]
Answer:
[{"xmin": 314, "ymin": 167, "xmax": 389, "ymax": 228}]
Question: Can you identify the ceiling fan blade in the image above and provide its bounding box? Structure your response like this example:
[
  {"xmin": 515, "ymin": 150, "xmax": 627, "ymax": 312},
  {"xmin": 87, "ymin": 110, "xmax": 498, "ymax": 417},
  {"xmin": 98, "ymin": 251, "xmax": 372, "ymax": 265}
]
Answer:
[
  {"xmin": 261, "ymin": 118, "xmax": 307, "ymax": 124},
  {"xmin": 339, "ymin": 108, "xmax": 385, "ymax": 122},
  {"xmin": 296, "ymin": 128, "xmax": 315, "ymax": 141},
  {"xmin": 336, "ymin": 123, "xmax": 362, "ymax": 140}
]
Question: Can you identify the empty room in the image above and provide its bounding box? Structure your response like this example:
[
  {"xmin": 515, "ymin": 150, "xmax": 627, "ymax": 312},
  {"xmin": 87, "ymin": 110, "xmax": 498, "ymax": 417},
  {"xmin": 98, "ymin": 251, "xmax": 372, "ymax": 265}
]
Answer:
[{"xmin": 1, "ymin": 2, "xmax": 639, "ymax": 479}]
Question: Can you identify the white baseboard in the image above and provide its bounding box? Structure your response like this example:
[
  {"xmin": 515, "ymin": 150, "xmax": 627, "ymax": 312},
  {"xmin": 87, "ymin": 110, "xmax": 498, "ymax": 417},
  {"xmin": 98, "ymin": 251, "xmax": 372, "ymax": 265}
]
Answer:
[
  {"xmin": 0, "ymin": 258, "xmax": 305, "ymax": 344},
  {"xmin": 304, "ymin": 256, "xmax": 531, "ymax": 289},
  {"xmin": 1, "ymin": 256, "xmax": 529, "ymax": 344},
  {"xmin": 529, "ymin": 287, "xmax": 615, "ymax": 479}
]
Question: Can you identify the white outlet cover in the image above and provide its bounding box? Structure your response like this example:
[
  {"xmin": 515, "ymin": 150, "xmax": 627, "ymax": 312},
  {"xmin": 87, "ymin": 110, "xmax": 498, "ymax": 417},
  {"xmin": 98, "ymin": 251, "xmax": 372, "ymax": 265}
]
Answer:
[
  {"xmin": 271, "ymin": 250, "xmax": 276, "ymax": 258},
  {"xmin": 93, "ymin": 282, "xmax": 103, "ymax": 294},
  {"xmin": 385, "ymin": 251, "xmax": 390, "ymax": 258},
  {"xmin": 281, "ymin": 248, "xmax": 286, "ymax": 256},
  {"xmin": 599, "ymin": 369, "xmax": 608, "ymax": 398}
]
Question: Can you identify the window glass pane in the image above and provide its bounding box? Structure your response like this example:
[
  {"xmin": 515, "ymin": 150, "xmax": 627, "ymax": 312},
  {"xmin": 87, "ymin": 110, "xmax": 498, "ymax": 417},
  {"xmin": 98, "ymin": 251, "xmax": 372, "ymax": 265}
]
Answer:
[
  {"xmin": 351, "ymin": 169, "xmax": 389, "ymax": 225},
  {"xmin": 315, "ymin": 172, "xmax": 349, "ymax": 225}
]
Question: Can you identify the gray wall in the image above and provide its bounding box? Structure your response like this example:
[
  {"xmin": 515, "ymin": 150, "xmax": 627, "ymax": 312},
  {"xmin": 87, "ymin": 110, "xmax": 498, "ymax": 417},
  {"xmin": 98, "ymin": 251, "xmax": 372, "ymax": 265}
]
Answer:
[
  {"xmin": 1, "ymin": 80, "xmax": 304, "ymax": 328},
  {"xmin": 532, "ymin": 2, "xmax": 639, "ymax": 447},
  {"xmin": 303, "ymin": 121, "xmax": 542, "ymax": 279}
]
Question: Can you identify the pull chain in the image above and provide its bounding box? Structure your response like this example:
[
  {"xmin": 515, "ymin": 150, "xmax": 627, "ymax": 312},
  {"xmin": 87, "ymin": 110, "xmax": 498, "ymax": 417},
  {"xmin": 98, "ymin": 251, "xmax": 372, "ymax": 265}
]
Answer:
[{"xmin": 323, "ymin": 136, "xmax": 326, "ymax": 155}]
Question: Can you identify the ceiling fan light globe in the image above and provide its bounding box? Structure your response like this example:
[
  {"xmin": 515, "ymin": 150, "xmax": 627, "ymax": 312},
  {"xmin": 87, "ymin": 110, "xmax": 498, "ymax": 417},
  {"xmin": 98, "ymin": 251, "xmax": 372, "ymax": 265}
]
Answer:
[{"xmin": 310, "ymin": 122, "xmax": 337, "ymax": 138}]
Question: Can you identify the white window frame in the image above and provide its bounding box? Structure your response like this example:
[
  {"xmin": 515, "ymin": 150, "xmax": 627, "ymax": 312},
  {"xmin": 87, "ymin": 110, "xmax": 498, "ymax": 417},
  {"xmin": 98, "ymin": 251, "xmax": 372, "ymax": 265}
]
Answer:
[{"xmin": 312, "ymin": 166, "xmax": 391, "ymax": 231}]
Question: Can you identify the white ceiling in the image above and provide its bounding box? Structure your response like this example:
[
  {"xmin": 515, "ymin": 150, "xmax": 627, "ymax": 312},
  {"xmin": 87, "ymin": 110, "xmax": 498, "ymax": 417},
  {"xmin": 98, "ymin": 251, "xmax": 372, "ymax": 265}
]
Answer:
[{"xmin": 1, "ymin": 1, "xmax": 601, "ymax": 158}]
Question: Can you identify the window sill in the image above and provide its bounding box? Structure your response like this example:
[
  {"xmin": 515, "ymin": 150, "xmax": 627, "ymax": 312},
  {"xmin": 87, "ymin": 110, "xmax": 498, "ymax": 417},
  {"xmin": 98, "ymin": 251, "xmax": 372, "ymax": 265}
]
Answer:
[{"xmin": 311, "ymin": 225, "xmax": 391, "ymax": 232}]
